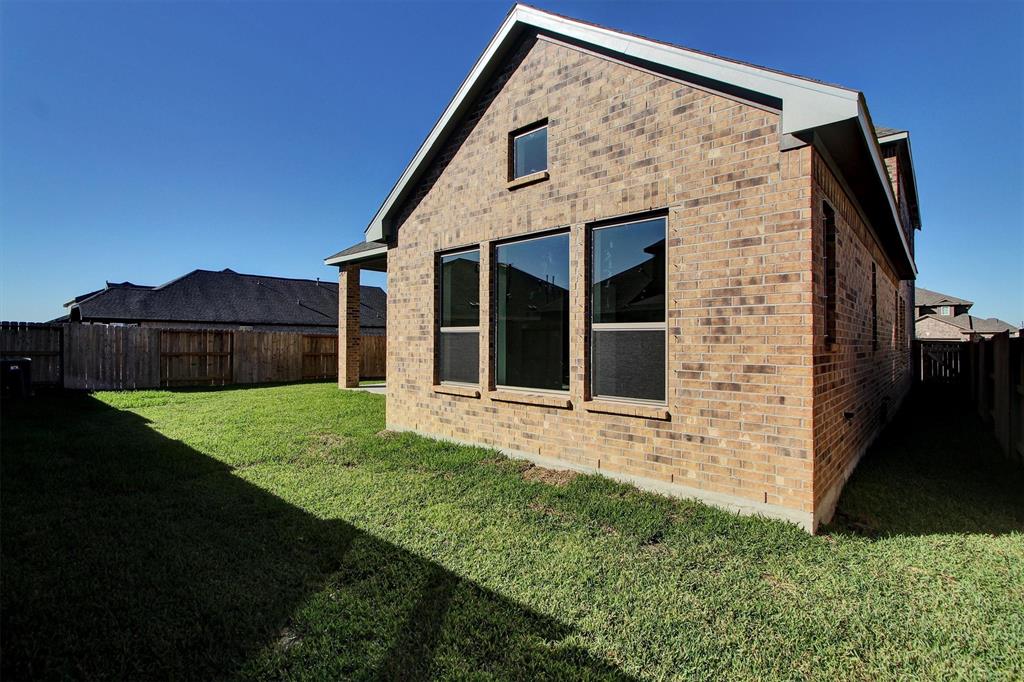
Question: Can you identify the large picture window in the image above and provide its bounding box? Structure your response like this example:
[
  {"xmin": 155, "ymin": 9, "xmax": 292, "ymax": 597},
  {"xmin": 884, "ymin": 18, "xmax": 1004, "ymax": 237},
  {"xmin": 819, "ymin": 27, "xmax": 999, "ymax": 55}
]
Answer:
[
  {"xmin": 438, "ymin": 249, "xmax": 480, "ymax": 384},
  {"xmin": 591, "ymin": 216, "xmax": 666, "ymax": 402},
  {"xmin": 495, "ymin": 232, "xmax": 570, "ymax": 391}
]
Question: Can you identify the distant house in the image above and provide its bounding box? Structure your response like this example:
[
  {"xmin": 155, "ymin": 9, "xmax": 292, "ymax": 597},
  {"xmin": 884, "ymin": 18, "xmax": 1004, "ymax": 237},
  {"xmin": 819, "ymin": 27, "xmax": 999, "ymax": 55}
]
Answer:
[
  {"xmin": 57, "ymin": 269, "xmax": 386, "ymax": 336},
  {"xmin": 915, "ymin": 287, "xmax": 1018, "ymax": 341}
]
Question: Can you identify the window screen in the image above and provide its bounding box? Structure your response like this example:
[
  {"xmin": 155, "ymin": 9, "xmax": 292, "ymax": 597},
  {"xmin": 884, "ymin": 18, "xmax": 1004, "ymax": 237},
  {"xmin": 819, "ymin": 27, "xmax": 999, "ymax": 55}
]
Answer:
[
  {"xmin": 512, "ymin": 125, "xmax": 547, "ymax": 179},
  {"xmin": 438, "ymin": 332, "xmax": 479, "ymax": 385},
  {"xmin": 591, "ymin": 216, "xmax": 666, "ymax": 402},
  {"xmin": 592, "ymin": 329, "xmax": 665, "ymax": 401},
  {"xmin": 823, "ymin": 202, "xmax": 837, "ymax": 344},
  {"xmin": 438, "ymin": 249, "xmax": 479, "ymax": 384},
  {"xmin": 871, "ymin": 262, "xmax": 878, "ymax": 351},
  {"xmin": 495, "ymin": 233, "xmax": 570, "ymax": 391}
]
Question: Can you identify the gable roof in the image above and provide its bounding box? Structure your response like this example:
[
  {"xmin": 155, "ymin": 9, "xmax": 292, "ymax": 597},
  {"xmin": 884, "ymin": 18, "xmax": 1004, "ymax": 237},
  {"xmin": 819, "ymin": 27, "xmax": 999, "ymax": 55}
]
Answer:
[
  {"xmin": 915, "ymin": 287, "xmax": 973, "ymax": 308},
  {"xmin": 335, "ymin": 3, "xmax": 915, "ymax": 278},
  {"xmin": 875, "ymin": 126, "xmax": 908, "ymax": 139},
  {"xmin": 916, "ymin": 313, "xmax": 1018, "ymax": 335},
  {"xmin": 64, "ymin": 269, "xmax": 386, "ymax": 331},
  {"xmin": 969, "ymin": 317, "xmax": 1019, "ymax": 334},
  {"xmin": 874, "ymin": 125, "xmax": 921, "ymax": 231}
]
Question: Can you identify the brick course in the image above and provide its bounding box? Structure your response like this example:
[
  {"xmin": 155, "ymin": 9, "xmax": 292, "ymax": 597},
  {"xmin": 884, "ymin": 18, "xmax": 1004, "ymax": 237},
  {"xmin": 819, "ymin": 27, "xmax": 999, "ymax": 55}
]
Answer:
[{"xmin": 377, "ymin": 35, "xmax": 912, "ymax": 531}]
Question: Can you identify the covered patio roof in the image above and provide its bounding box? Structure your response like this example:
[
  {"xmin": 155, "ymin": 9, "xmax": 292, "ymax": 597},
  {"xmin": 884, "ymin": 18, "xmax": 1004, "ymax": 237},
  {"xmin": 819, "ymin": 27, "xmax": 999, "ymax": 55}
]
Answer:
[{"xmin": 324, "ymin": 240, "xmax": 387, "ymax": 272}]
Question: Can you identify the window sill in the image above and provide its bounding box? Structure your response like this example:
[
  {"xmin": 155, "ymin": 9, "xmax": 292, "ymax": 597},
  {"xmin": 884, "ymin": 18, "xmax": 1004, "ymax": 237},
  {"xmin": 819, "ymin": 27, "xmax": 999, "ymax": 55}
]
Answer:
[
  {"xmin": 433, "ymin": 384, "xmax": 481, "ymax": 398},
  {"xmin": 489, "ymin": 389, "xmax": 571, "ymax": 409},
  {"xmin": 507, "ymin": 170, "xmax": 549, "ymax": 190},
  {"xmin": 583, "ymin": 400, "xmax": 670, "ymax": 421}
]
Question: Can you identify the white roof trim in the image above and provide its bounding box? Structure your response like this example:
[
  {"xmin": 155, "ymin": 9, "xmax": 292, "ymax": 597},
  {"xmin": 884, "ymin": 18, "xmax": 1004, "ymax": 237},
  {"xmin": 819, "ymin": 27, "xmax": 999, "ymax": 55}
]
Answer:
[
  {"xmin": 855, "ymin": 101, "xmax": 916, "ymax": 276},
  {"xmin": 324, "ymin": 243, "xmax": 388, "ymax": 267},
  {"xmin": 359, "ymin": 4, "xmax": 913, "ymax": 278},
  {"xmin": 878, "ymin": 130, "xmax": 922, "ymax": 231},
  {"xmin": 363, "ymin": 4, "xmax": 869, "ymax": 242},
  {"xmin": 877, "ymin": 131, "xmax": 908, "ymax": 144}
]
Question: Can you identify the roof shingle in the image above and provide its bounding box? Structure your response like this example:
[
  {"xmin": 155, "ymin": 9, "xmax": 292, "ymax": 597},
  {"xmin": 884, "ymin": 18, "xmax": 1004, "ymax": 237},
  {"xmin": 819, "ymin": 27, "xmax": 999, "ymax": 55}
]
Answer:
[{"xmin": 64, "ymin": 269, "xmax": 385, "ymax": 331}]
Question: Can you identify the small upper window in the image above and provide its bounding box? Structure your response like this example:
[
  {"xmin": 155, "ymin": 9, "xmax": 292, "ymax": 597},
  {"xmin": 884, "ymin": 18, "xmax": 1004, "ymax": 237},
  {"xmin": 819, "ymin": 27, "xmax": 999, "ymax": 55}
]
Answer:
[{"xmin": 511, "ymin": 124, "xmax": 547, "ymax": 179}]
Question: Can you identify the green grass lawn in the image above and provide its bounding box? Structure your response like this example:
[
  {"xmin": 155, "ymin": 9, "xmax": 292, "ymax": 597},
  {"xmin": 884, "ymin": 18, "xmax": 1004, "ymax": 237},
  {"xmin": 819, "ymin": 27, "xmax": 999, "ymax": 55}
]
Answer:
[{"xmin": 2, "ymin": 383, "xmax": 1022, "ymax": 680}]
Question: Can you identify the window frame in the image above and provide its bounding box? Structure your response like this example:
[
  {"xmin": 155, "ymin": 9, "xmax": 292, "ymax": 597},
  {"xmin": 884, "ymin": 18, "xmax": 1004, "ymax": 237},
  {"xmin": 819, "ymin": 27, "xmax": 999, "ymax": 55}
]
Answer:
[
  {"xmin": 436, "ymin": 246, "xmax": 481, "ymax": 387},
  {"xmin": 492, "ymin": 228, "xmax": 571, "ymax": 395},
  {"xmin": 871, "ymin": 262, "xmax": 878, "ymax": 351},
  {"xmin": 588, "ymin": 213, "xmax": 668, "ymax": 406},
  {"xmin": 508, "ymin": 119, "xmax": 549, "ymax": 181},
  {"xmin": 822, "ymin": 202, "xmax": 838, "ymax": 346}
]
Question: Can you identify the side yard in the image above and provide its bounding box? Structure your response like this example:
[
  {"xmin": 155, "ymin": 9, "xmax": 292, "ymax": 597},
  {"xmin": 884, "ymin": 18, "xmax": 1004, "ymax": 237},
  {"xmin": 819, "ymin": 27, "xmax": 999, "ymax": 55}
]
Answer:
[{"xmin": 1, "ymin": 383, "xmax": 1022, "ymax": 680}]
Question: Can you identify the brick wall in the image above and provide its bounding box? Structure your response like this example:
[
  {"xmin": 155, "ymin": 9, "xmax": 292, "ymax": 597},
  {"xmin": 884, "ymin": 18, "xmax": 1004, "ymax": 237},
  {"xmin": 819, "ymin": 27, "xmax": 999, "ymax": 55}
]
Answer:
[
  {"xmin": 810, "ymin": 152, "xmax": 914, "ymax": 526},
  {"xmin": 384, "ymin": 35, "xmax": 820, "ymax": 527},
  {"xmin": 882, "ymin": 145, "xmax": 914, "ymax": 258},
  {"xmin": 916, "ymin": 316, "xmax": 964, "ymax": 341}
]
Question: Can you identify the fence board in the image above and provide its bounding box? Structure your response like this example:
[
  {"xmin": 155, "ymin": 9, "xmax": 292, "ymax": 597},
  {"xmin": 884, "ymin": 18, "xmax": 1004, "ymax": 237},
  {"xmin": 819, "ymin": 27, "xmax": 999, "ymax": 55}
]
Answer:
[
  {"xmin": 0, "ymin": 322, "xmax": 385, "ymax": 391},
  {"xmin": 63, "ymin": 324, "xmax": 161, "ymax": 390},
  {"xmin": 361, "ymin": 335, "xmax": 386, "ymax": 379},
  {"xmin": 0, "ymin": 322, "xmax": 63, "ymax": 385},
  {"xmin": 915, "ymin": 334, "xmax": 1023, "ymax": 463}
]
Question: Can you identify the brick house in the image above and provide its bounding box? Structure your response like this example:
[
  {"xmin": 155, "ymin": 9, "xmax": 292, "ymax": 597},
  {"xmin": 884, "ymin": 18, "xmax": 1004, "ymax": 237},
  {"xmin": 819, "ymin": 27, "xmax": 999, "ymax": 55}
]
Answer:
[
  {"xmin": 914, "ymin": 287, "xmax": 1019, "ymax": 341},
  {"xmin": 325, "ymin": 5, "xmax": 921, "ymax": 531}
]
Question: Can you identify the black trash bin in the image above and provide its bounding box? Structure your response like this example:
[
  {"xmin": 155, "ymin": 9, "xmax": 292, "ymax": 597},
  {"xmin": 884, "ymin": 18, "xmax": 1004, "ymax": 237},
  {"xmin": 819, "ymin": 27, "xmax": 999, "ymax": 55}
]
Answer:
[{"xmin": 1, "ymin": 357, "xmax": 33, "ymax": 399}]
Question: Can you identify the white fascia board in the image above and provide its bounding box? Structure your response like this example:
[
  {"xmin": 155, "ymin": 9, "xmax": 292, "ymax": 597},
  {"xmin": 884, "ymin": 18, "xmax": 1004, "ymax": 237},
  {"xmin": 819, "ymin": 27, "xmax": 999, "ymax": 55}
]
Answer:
[
  {"xmin": 364, "ymin": 4, "xmax": 865, "ymax": 242},
  {"xmin": 877, "ymin": 131, "xmax": 908, "ymax": 144},
  {"xmin": 323, "ymin": 243, "xmax": 388, "ymax": 267},
  {"xmin": 520, "ymin": 6, "xmax": 862, "ymax": 135},
  {"xmin": 878, "ymin": 130, "xmax": 922, "ymax": 230},
  {"xmin": 855, "ymin": 100, "xmax": 917, "ymax": 276}
]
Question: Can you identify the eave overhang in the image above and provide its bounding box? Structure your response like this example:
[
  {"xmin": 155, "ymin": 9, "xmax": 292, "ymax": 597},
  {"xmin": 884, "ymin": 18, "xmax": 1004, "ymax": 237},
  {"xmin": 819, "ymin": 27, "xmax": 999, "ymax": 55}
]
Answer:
[
  {"xmin": 323, "ymin": 243, "xmax": 388, "ymax": 271},
  {"xmin": 878, "ymin": 130, "xmax": 923, "ymax": 231}
]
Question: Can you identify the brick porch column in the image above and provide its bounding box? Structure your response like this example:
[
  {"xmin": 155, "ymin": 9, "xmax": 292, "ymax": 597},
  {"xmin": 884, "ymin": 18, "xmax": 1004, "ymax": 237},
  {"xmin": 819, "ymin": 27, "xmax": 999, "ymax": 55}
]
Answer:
[{"xmin": 338, "ymin": 265, "xmax": 361, "ymax": 388}]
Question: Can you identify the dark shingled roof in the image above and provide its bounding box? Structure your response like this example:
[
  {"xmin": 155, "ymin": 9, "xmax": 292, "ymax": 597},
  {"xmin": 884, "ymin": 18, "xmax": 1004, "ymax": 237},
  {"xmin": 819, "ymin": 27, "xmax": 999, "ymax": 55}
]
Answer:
[
  {"xmin": 63, "ymin": 269, "xmax": 385, "ymax": 332},
  {"xmin": 875, "ymin": 125, "xmax": 907, "ymax": 139},
  {"xmin": 915, "ymin": 287, "xmax": 974, "ymax": 308},
  {"xmin": 325, "ymin": 240, "xmax": 386, "ymax": 262},
  {"xmin": 917, "ymin": 313, "xmax": 1018, "ymax": 335}
]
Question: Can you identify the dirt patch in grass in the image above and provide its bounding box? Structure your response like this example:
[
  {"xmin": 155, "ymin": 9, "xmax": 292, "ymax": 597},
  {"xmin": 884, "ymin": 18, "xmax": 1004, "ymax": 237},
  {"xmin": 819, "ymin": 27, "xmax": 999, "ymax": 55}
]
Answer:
[
  {"xmin": 762, "ymin": 573, "xmax": 799, "ymax": 595},
  {"xmin": 482, "ymin": 455, "xmax": 533, "ymax": 475},
  {"xmin": 301, "ymin": 433, "xmax": 357, "ymax": 467},
  {"xmin": 306, "ymin": 432, "xmax": 347, "ymax": 453},
  {"xmin": 527, "ymin": 501, "xmax": 570, "ymax": 520},
  {"xmin": 376, "ymin": 429, "xmax": 399, "ymax": 440},
  {"xmin": 521, "ymin": 463, "xmax": 578, "ymax": 487}
]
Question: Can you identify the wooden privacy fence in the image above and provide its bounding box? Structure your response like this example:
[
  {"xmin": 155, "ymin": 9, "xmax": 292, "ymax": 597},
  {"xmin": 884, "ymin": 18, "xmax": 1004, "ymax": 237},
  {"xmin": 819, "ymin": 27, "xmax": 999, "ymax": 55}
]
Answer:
[
  {"xmin": 1, "ymin": 322, "xmax": 386, "ymax": 390},
  {"xmin": 916, "ymin": 341, "xmax": 965, "ymax": 384},
  {"xmin": 914, "ymin": 333, "xmax": 1023, "ymax": 463},
  {"xmin": 360, "ymin": 335, "xmax": 386, "ymax": 379},
  {"xmin": 0, "ymin": 322, "xmax": 63, "ymax": 385}
]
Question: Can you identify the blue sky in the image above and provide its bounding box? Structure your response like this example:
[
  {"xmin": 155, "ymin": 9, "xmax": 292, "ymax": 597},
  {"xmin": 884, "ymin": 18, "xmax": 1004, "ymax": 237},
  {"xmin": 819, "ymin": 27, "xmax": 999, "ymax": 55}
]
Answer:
[{"xmin": 1, "ymin": 1, "xmax": 1021, "ymax": 324}]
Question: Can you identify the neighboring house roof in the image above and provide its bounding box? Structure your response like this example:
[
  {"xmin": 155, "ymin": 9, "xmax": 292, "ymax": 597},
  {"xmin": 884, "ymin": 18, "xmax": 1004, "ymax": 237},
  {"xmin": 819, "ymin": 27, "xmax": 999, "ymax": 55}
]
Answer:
[
  {"xmin": 875, "ymin": 126, "xmax": 908, "ymax": 139},
  {"xmin": 916, "ymin": 313, "xmax": 1018, "ymax": 335},
  {"xmin": 915, "ymin": 287, "xmax": 974, "ymax": 308},
  {"xmin": 968, "ymin": 317, "xmax": 1019, "ymax": 334},
  {"xmin": 61, "ymin": 269, "xmax": 386, "ymax": 331},
  {"xmin": 329, "ymin": 3, "xmax": 915, "ymax": 279}
]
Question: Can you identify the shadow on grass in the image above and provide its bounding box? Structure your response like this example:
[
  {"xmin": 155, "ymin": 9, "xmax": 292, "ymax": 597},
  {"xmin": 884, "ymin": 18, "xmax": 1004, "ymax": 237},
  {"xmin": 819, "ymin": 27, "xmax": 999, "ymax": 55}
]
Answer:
[
  {"xmin": 0, "ymin": 393, "xmax": 632, "ymax": 680},
  {"xmin": 827, "ymin": 385, "xmax": 1024, "ymax": 538}
]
